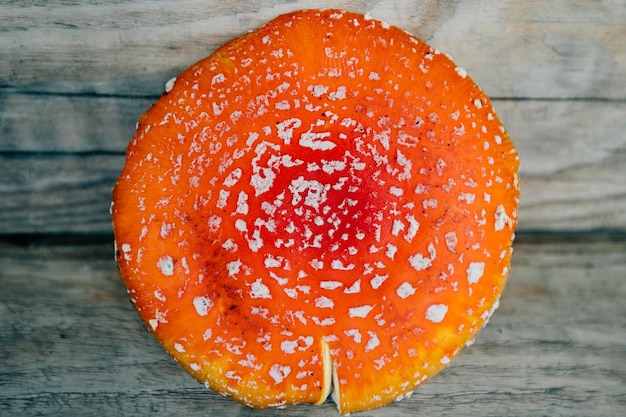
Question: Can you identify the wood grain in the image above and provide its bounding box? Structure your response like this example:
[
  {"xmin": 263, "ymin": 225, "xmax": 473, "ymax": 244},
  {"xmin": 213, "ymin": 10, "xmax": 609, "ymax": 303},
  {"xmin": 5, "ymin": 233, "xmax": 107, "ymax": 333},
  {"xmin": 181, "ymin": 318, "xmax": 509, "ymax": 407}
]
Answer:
[
  {"xmin": 1, "ymin": 239, "xmax": 624, "ymax": 416},
  {"xmin": 1, "ymin": 0, "xmax": 624, "ymax": 99}
]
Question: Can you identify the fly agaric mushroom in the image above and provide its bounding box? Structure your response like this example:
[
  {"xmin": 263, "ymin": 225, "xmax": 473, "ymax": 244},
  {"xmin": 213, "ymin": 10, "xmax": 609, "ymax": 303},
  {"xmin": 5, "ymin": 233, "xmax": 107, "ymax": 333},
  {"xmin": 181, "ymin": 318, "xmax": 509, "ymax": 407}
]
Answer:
[{"xmin": 112, "ymin": 9, "xmax": 519, "ymax": 414}]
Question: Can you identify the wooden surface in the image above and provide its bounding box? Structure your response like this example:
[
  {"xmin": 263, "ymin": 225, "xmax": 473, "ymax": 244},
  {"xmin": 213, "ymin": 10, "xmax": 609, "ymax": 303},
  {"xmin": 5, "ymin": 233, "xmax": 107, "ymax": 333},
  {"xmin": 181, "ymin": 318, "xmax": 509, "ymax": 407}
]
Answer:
[
  {"xmin": 2, "ymin": 237, "xmax": 625, "ymax": 416},
  {"xmin": 1, "ymin": 0, "xmax": 625, "ymax": 416}
]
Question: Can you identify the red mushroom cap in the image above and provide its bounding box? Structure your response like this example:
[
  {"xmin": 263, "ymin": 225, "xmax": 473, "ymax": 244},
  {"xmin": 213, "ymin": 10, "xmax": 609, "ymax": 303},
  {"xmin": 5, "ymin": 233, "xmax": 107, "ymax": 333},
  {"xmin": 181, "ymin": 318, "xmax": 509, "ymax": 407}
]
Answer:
[{"xmin": 112, "ymin": 9, "xmax": 519, "ymax": 414}]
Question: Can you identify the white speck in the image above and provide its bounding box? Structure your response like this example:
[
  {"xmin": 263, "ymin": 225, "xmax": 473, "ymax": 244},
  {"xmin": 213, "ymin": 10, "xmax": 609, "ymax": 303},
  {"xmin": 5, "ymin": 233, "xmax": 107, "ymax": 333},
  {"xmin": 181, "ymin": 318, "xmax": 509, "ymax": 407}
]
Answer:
[
  {"xmin": 289, "ymin": 177, "xmax": 329, "ymax": 210},
  {"xmin": 409, "ymin": 253, "xmax": 432, "ymax": 271},
  {"xmin": 269, "ymin": 272, "xmax": 288, "ymax": 286},
  {"xmin": 386, "ymin": 243, "xmax": 398, "ymax": 260},
  {"xmin": 425, "ymin": 304, "xmax": 448, "ymax": 323},
  {"xmin": 309, "ymin": 258, "xmax": 324, "ymax": 270},
  {"xmin": 436, "ymin": 158, "xmax": 446, "ymax": 176},
  {"xmin": 345, "ymin": 329, "xmax": 362, "ymax": 343},
  {"xmin": 396, "ymin": 282, "xmax": 417, "ymax": 299},
  {"xmin": 160, "ymin": 222, "xmax": 173, "ymax": 238},
  {"xmin": 344, "ymin": 279, "xmax": 361, "ymax": 294},
  {"xmin": 235, "ymin": 191, "xmax": 249, "ymax": 215},
  {"xmin": 208, "ymin": 215, "xmax": 222, "ymax": 233},
  {"xmin": 264, "ymin": 255, "xmax": 282, "ymax": 268},
  {"xmin": 312, "ymin": 316, "xmax": 335, "ymax": 326},
  {"xmin": 121, "ymin": 243, "xmax": 132, "ymax": 261},
  {"xmin": 395, "ymin": 391, "xmax": 414, "ymax": 402},
  {"xmin": 174, "ymin": 343, "xmax": 185, "ymax": 353},
  {"xmin": 222, "ymin": 238, "xmax": 238, "ymax": 252},
  {"xmin": 391, "ymin": 219, "xmax": 405, "ymax": 236},
  {"xmin": 474, "ymin": 98, "xmax": 483, "ymax": 109},
  {"xmin": 423, "ymin": 199, "xmax": 438, "ymax": 209},
  {"xmin": 269, "ymin": 364, "xmax": 291, "ymax": 384},
  {"xmin": 226, "ymin": 259, "xmax": 242, "ymax": 277},
  {"xmin": 296, "ymin": 285, "xmax": 310, "ymax": 295},
  {"xmin": 445, "ymin": 231, "xmax": 458, "ymax": 253},
  {"xmin": 246, "ymin": 131, "xmax": 259, "ymax": 147},
  {"xmin": 315, "ymin": 296, "xmax": 334, "ymax": 309},
  {"xmin": 276, "ymin": 118, "xmax": 302, "ymax": 144},
  {"xmin": 250, "ymin": 142, "xmax": 279, "ymax": 196},
  {"xmin": 212, "ymin": 73, "xmax": 225, "ymax": 85},
  {"xmin": 458, "ymin": 192, "xmax": 476, "ymax": 204},
  {"xmin": 275, "ymin": 100, "xmax": 290, "ymax": 110},
  {"xmin": 322, "ymin": 159, "xmax": 346, "ymax": 174},
  {"xmin": 149, "ymin": 319, "xmax": 158, "ymax": 330},
  {"xmin": 455, "ymin": 66, "xmax": 467, "ymax": 78},
  {"xmin": 281, "ymin": 336, "xmax": 313, "ymax": 355},
  {"xmin": 369, "ymin": 72, "xmax": 381, "ymax": 80},
  {"xmin": 415, "ymin": 184, "xmax": 427, "ymax": 194},
  {"xmin": 216, "ymin": 189, "xmax": 230, "ymax": 209},
  {"xmin": 369, "ymin": 245, "xmax": 381, "ymax": 254},
  {"xmin": 223, "ymin": 168, "xmax": 243, "ymax": 187},
  {"xmin": 212, "ymin": 101, "xmax": 226, "ymax": 116},
  {"xmin": 329, "ymin": 86, "xmax": 347, "ymax": 100},
  {"xmin": 193, "ymin": 296, "xmax": 213, "ymax": 317},
  {"xmin": 299, "ymin": 129, "xmax": 336, "ymax": 151},
  {"xmin": 364, "ymin": 331, "xmax": 380, "ymax": 352},
  {"xmin": 440, "ymin": 355, "xmax": 451, "ymax": 365},
  {"xmin": 157, "ymin": 255, "xmax": 174, "ymax": 276},
  {"xmin": 495, "ymin": 204, "xmax": 513, "ymax": 231},
  {"xmin": 370, "ymin": 274, "xmax": 388, "ymax": 289},
  {"xmin": 154, "ymin": 290, "xmax": 166, "ymax": 302},
  {"xmin": 330, "ymin": 259, "xmax": 355, "ymax": 270},
  {"xmin": 482, "ymin": 298, "xmax": 501, "ymax": 325},
  {"xmin": 389, "ymin": 186, "xmax": 404, "ymax": 196},
  {"xmin": 280, "ymin": 340, "xmax": 297, "ymax": 355},
  {"xmin": 467, "ymin": 262, "xmax": 485, "ymax": 284},
  {"xmin": 203, "ymin": 328, "xmax": 212, "ymax": 341},
  {"xmin": 165, "ymin": 77, "xmax": 176, "ymax": 93},
  {"xmin": 310, "ymin": 84, "xmax": 329, "ymax": 97},
  {"xmin": 348, "ymin": 305, "xmax": 374, "ymax": 318},
  {"xmin": 320, "ymin": 281, "xmax": 343, "ymax": 290},
  {"xmin": 307, "ymin": 162, "xmax": 320, "ymax": 172},
  {"xmin": 235, "ymin": 219, "xmax": 247, "ymax": 232},
  {"xmin": 249, "ymin": 279, "xmax": 272, "ymax": 299},
  {"xmin": 404, "ymin": 214, "xmax": 420, "ymax": 243}
]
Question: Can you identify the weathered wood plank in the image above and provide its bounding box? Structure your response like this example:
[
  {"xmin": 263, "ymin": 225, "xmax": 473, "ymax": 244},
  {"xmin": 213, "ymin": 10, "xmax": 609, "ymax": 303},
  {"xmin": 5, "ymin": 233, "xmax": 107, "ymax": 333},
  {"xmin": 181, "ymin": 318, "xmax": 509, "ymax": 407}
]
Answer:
[
  {"xmin": 1, "ymin": 240, "xmax": 624, "ymax": 416},
  {"xmin": 493, "ymin": 99, "xmax": 626, "ymax": 231},
  {"xmin": 0, "ymin": 92, "xmax": 152, "ymax": 153},
  {"xmin": 0, "ymin": 89, "xmax": 413, "ymax": 151},
  {"xmin": 1, "ymin": 0, "xmax": 624, "ymax": 99},
  {"xmin": 0, "ymin": 154, "xmax": 123, "ymax": 234},
  {"xmin": 2, "ymin": 97, "xmax": 625, "ymax": 233}
]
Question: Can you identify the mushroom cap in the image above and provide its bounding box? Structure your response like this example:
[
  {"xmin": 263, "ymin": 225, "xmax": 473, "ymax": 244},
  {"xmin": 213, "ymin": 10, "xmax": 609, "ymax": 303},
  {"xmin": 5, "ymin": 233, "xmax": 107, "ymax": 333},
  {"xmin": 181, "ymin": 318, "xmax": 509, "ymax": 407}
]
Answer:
[{"xmin": 112, "ymin": 9, "xmax": 519, "ymax": 414}]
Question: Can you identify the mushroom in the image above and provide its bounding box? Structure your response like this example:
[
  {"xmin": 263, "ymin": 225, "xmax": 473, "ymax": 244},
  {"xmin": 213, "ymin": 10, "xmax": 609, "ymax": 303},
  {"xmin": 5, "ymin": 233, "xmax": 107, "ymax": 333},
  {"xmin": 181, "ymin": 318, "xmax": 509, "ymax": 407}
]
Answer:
[{"xmin": 112, "ymin": 9, "xmax": 519, "ymax": 414}]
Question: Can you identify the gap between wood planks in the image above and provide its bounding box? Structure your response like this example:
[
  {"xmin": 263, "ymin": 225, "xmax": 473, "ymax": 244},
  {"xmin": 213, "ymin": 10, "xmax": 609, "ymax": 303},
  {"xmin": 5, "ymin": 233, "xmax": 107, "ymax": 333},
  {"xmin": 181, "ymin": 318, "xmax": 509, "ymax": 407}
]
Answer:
[
  {"xmin": 1, "ymin": 230, "xmax": 625, "ymax": 251},
  {"xmin": 3, "ymin": 87, "xmax": 626, "ymax": 103}
]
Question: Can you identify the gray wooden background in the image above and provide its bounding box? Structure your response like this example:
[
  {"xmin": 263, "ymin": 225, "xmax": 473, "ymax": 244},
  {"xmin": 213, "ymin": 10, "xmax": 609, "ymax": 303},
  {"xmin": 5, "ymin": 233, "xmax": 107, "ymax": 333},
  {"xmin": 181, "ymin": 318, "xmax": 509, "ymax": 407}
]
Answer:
[{"xmin": 1, "ymin": 1, "xmax": 625, "ymax": 416}]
